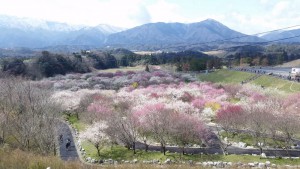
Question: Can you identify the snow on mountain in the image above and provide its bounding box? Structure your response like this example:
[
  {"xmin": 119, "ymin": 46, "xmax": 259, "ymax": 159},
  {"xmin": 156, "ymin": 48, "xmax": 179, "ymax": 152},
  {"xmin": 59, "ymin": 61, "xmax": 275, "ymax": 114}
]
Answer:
[
  {"xmin": 0, "ymin": 15, "xmax": 125, "ymax": 33},
  {"xmin": 0, "ymin": 15, "xmax": 125, "ymax": 48}
]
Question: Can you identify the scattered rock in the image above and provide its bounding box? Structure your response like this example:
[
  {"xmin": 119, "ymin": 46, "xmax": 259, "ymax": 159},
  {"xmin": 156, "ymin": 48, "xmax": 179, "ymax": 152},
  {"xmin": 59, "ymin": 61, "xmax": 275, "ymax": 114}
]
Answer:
[
  {"xmin": 207, "ymin": 161, "xmax": 214, "ymax": 166},
  {"xmin": 238, "ymin": 142, "xmax": 247, "ymax": 148},
  {"xmin": 248, "ymin": 163, "xmax": 255, "ymax": 167},
  {"xmin": 152, "ymin": 159, "xmax": 159, "ymax": 164},
  {"xmin": 132, "ymin": 159, "xmax": 138, "ymax": 164},
  {"xmin": 261, "ymin": 153, "xmax": 267, "ymax": 158},
  {"xmin": 164, "ymin": 158, "xmax": 171, "ymax": 164},
  {"xmin": 258, "ymin": 162, "xmax": 265, "ymax": 168},
  {"xmin": 195, "ymin": 162, "xmax": 202, "ymax": 165},
  {"xmin": 265, "ymin": 161, "xmax": 271, "ymax": 167},
  {"xmin": 108, "ymin": 159, "xmax": 114, "ymax": 164},
  {"xmin": 86, "ymin": 157, "xmax": 91, "ymax": 162},
  {"xmin": 236, "ymin": 161, "xmax": 243, "ymax": 166},
  {"xmin": 216, "ymin": 161, "xmax": 224, "ymax": 168}
]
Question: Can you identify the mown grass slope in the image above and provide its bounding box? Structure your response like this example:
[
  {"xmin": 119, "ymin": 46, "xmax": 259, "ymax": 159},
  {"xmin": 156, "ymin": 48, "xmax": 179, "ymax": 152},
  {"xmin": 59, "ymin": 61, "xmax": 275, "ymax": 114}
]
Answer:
[
  {"xmin": 199, "ymin": 70, "xmax": 254, "ymax": 84},
  {"xmin": 199, "ymin": 69, "xmax": 300, "ymax": 93},
  {"xmin": 252, "ymin": 75, "xmax": 300, "ymax": 92}
]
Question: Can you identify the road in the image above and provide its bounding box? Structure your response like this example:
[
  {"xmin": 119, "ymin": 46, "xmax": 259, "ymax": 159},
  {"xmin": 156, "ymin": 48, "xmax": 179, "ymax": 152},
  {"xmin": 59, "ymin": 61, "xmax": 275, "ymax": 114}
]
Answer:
[
  {"xmin": 252, "ymin": 67, "xmax": 292, "ymax": 77},
  {"xmin": 234, "ymin": 67, "xmax": 292, "ymax": 77},
  {"xmin": 57, "ymin": 121, "xmax": 79, "ymax": 161}
]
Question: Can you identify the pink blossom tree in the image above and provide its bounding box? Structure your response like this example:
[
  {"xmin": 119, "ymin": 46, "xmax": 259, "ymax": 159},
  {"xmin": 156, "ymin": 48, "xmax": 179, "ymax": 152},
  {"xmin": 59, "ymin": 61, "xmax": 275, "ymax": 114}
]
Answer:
[
  {"xmin": 273, "ymin": 94, "xmax": 300, "ymax": 151},
  {"xmin": 216, "ymin": 105, "xmax": 246, "ymax": 137},
  {"xmin": 105, "ymin": 100, "xmax": 140, "ymax": 154},
  {"xmin": 215, "ymin": 104, "xmax": 246, "ymax": 155},
  {"xmin": 134, "ymin": 103, "xmax": 173, "ymax": 155},
  {"xmin": 86, "ymin": 94, "xmax": 114, "ymax": 122},
  {"xmin": 169, "ymin": 113, "xmax": 204, "ymax": 155}
]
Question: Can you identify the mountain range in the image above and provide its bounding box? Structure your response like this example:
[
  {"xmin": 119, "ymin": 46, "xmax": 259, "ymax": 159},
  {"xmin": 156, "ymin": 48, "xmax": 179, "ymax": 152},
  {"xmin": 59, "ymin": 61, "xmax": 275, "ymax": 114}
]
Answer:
[
  {"xmin": 0, "ymin": 15, "xmax": 299, "ymax": 50},
  {"xmin": 0, "ymin": 15, "xmax": 124, "ymax": 48},
  {"xmin": 261, "ymin": 29, "xmax": 300, "ymax": 42},
  {"xmin": 107, "ymin": 19, "xmax": 262, "ymax": 45}
]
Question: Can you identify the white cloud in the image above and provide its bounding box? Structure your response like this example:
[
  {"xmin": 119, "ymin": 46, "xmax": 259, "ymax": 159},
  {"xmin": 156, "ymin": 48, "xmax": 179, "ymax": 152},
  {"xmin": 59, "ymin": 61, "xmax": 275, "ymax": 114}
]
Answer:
[
  {"xmin": 0, "ymin": 0, "xmax": 151, "ymax": 27},
  {"xmin": 260, "ymin": 0, "xmax": 270, "ymax": 5},
  {"xmin": 0, "ymin": 0, "xmax": 299, "ymax": 34},
  {"xmin": 147, "ymin": 0, "xmax": 186, "ymax": 23},
  {"xmin": 272, "ymin": 1, "xmax": 290, "ymax": 16}
]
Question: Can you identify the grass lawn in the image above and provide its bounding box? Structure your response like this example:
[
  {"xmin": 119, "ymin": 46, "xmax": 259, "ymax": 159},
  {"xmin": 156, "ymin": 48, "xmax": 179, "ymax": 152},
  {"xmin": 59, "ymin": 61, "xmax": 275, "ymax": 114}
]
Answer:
[
  {"xmin": 66, "ymin": 114, "xmax": 87, "ymax": 132},
  {"xmin": 198, "ymin": 69, "xmax": 254, "ymax": 84},
  {"xmin": 199, "ymin": 69, "xmax": 300, "ymax": 93},
  {"xmin": 252, "ymin": 75, "xmax": 300, "ymax": 93},
  {"xmin": 220, "ymin": 132, "xmax": 285, "ymax": 148}
]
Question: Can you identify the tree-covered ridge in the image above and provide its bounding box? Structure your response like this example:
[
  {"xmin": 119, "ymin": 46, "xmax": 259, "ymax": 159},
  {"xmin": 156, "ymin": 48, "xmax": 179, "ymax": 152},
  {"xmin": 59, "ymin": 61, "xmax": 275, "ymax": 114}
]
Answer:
[
  {"xmin": 0, "ymin": 49, "xmax": 220, "ymax": 79},
  {"xmin": 225, "ymin": 44, "xmax": 300, "ymax": 66}
]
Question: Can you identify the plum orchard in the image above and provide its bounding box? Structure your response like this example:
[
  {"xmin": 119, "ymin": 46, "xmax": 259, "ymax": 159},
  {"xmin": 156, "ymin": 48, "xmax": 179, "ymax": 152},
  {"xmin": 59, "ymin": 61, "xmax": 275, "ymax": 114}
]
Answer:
[{"xmin": 76, "ymin": 76, "xmax": 300, "ymax": 156}]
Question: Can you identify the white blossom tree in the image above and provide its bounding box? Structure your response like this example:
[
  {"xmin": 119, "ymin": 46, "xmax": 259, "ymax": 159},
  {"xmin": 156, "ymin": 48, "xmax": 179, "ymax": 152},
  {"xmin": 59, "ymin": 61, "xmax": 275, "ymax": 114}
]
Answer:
[{"xmin": 79, "ymin": 122, "xmax": 110, "ymax": 157}]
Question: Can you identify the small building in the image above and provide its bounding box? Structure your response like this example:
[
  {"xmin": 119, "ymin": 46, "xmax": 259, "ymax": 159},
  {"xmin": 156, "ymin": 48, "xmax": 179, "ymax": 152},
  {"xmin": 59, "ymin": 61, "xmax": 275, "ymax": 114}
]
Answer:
[{"xmin": 291, "ymin": 68, "xmax": 300, "ymax": 81}]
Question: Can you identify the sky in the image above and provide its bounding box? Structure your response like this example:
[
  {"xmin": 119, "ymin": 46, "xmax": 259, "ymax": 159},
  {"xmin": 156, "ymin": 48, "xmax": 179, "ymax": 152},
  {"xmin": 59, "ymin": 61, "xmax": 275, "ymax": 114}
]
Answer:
[{"xmin": 0, "ymin": 0, "xmax": 299, "ymax": 34}]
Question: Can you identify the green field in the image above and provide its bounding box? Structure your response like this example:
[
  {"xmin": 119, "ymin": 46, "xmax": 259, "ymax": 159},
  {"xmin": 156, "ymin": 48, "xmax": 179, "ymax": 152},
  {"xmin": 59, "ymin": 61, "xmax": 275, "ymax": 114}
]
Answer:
[
  {"xmin": 199, "ymin": 69, "xmax": 300, "ymax": 93},
  {"xmin": 198, "ymin": 70, "xmax": 254, "ymax": 84},
  {"xmin": 252, "ymin": 75, "xmax": 300, "ymax": 92}
]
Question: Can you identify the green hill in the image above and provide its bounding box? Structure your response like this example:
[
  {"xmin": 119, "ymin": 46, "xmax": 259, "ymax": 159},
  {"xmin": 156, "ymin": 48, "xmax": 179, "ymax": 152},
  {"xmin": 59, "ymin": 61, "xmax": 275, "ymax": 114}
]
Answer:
[{"xmin": 199, "ymin": 69, "xmax": 300, "ymax": 93}]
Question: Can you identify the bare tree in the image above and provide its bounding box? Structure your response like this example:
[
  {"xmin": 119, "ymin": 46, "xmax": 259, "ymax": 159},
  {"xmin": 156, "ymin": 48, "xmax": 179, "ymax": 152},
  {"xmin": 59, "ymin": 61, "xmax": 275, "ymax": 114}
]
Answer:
[{"xmin": 0, "ymin": 77, "xmax": 61, "ymax": 154}]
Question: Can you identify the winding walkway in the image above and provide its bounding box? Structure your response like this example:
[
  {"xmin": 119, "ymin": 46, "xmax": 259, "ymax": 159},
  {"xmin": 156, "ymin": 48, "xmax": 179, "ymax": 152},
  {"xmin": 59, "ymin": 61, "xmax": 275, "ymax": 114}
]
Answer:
[{"xmin": 57, "ymin": 121, "xmax": 79, "ymax": 161}]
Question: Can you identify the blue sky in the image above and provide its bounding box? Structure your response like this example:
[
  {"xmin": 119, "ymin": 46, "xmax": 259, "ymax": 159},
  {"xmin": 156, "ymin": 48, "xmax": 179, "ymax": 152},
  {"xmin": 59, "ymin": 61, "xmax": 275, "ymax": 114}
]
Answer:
[{"xmin": 0, "ymin": 0, "xmax": 299, "ymax": 34}]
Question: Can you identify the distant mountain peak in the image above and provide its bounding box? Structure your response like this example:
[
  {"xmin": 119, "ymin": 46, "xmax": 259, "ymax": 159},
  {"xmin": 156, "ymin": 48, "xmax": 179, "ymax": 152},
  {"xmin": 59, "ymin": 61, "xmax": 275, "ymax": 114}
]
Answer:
[
  {"xmin": 198, "ymin": 18, "xmax": 227, "ymax": 27},
  {"xmin": 203, "ymin": 18, "xmax": 219, "ymax": 22}
]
